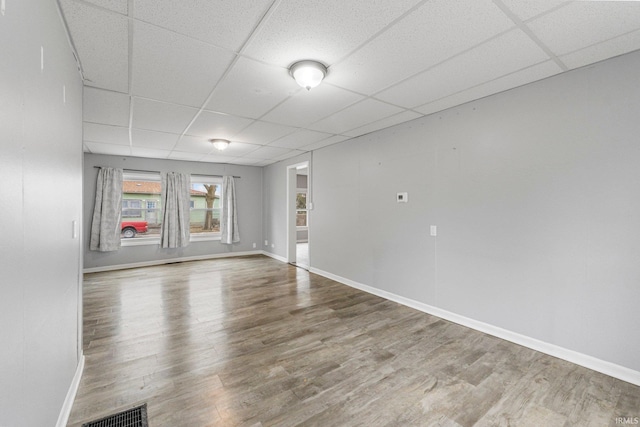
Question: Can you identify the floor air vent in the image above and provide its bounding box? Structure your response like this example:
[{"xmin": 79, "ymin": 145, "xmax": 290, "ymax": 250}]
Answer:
[{"xmin": 82, "ymin": 404, "xmax": 148, "ymax": 427}]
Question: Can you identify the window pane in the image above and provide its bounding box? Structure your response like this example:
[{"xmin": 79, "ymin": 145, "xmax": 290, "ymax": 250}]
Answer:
[
  {"xmin": 190, "ymin": 182, "xmax": 221, "ymax": 234},
  {"xmin": 122, "ymin": 179, "xmax": 162, "ymax": 238},
  {"xmin": 296, "ymin": 192, "xmax": 307, "ymax": 209},
  {"xmin": 296, "ymin": 210, "xmax": 307, "ymax": 227}
]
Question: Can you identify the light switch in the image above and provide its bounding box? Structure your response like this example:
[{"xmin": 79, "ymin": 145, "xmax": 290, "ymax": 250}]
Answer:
[{"xmin": 430, "ymin": 225, "xmax": 437, "ymax": 236}]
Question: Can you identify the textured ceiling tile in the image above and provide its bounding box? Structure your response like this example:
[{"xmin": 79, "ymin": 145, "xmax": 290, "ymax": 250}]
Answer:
[
  {"xmin": 131, "ymin": 129, "xmax": 179, "ymax": 149},
  {"xmin": 173, "ymin": 136, "xmax": 216, "ymax": 154},
  {"xmin": 60, "ymin": 0, "xmax": 128, "ymax": 92},
  {"xmin": 185, "ymin": 111, "xmax": 253, "ymax": 139},
  {"xmin": 309, "ymin": 99, "xmax": 404, "ymax": 135},
  {"xmin": 167, "ymin": 151, "xmax": 207, "ymax": 161},
  {"xmin": 206, "ymin": 57, "xmax": 299, "ymax": 119},
  {"xmin": 343, "ymin": 110, "xmax": 422, "ymax": 138},
  {"xmin": 132, "ymin": 98, "xmax": 199, "ymax": 134},
  {"xmin": 269, "ymin": 129, "xmax": 334, "ymax": 150},
  {"xmin": 300, "ymin": 135, "xmax": 350, "ymax": 151},
  {"xmin": 199, "ymin": 154, "xmax": 238, "ymax": 163},
  {"xmin": 83, "ymin": 123, "xmax": 129, "ymax": 145},
  {"xmin": 243, "ymin": 0, "xmax": 422, "ymax": 66},
  {"xmin": 83, "ymin": 87, "xmax": 130, "ymax": 127},
  {"xmin": 227, "ymin": 157, "xmax": 264, "ymax": 165},
  {"xmin": 377, "ymin": 29, "xmax": 550, "ymax": 108},
  {"xmin": 84, "ymin": 141, "xmax": 131, "ymax": 156},
  {"xmin": 82, "ymin": 0, "xmax": 128, "ymax": 14},
  {"xmin": 498, "ymin": 0, "xmax": 569, "ymax": 22},
  {"xmin": 130, "ymin": 147, "xmax": 171, "ymax": 159},
  {"xmin": 132, "ymin": 21, "xmax": 236, "ymax": 107},
  {"xmin": 415, "ymin": 60, "xmax": 562, "ymax": 116},
  {"xmin": 233, "ymin": 121, "xmax": 298, "ymax": 145},
  {"xmin": 527, "ymin": 1, "xmax": 640, "ymax": 56},
  {"xmin": 210, "ymin": 142, "xmax": 260, "ymax": 157},
  {"xmin": 273, "ymin": 150, "xmax": 306, "ymax": 162},
  {"xmin": 560, "ymin": 29, "xmax": 640, "ymax": 70},
  {"xmin": 243, "ymin": 145, "xmax": 293, "ymax": 159},
  {"xmin": 262, "ymin": 84, "xmax": 364, "ymax": 127},
  {"xmin": 328, "ymin": 0, "xmax": 515, "ymax": 95},
  {"xmin": 133, "ymin": 0, "xmax": 271, "ymax": 51}
]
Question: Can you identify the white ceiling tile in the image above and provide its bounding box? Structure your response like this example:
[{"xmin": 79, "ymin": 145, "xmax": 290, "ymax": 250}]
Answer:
[
  {"xmin": 498, "ymin": 0, "xmax": 569, "ymax": 22},
  {"xmin": 377, "ymin": 29, "xmax": 550, "ymax": 108},
  {"xmin": 132, "ymin": 98, "xmax": 199, "ymax": 134},
  {"xmin": 185, "ymin": 111, "xmax": 253, "ymax": 139},
  {"xmin": 173, "ymin": 136, "xmax": 216, "ymax": 154},
  {"xmin": 309, "ymin": 99, "xmax": 404, "ymax": 135},
  {"xmin": 132, "ymin": 21, "xmax": 236, "ymax": 107},
  {"xmin": 83, "ymin": 87, "xmax": 130, "ymax": 126},
  {"xmin": 527, "ymin": 1, "xmax": 640, "ymax": 56},
  {"xmin": 560, "ymin": 29, "xmax": 640, "ymax": 70},
  {"xmin": 243, "ymin": 146, "xmax": 293, "ymax": 160},
  {"xmin": 253, "ymin": 159, "xmax": 277, "ymax": 167},
  {"xmin": 133, "ymin": 0, "xmax": 271, "ymax": 51},
  {"xmin": 167, "ymin": 151, "xmax": 206, "ymax": 162},
  {"xmin": 233, "ymin": 121, "xmax": 298, "ymax": 145},
  {"xmin": 243, "ymin": 0, "xmax": 423, "ymax": 66},
  {"xmin": 269, "ymin": 129, "xmax": 333, "ymax": 149},
  {"xmin": 84, "ymin": 123, "xmax": 129, "ymax": 145},
  {"xmin": 343, "ymin": 110, "xmax": 422, "ymax": 138},
  {"xmin": 131, "ymin": 129, "xmax": 179, "ymax": 150},
  {"xmin": 328, "ymin": 0, "xmax": 515, "ymax": 95},
  {"xmin": 206, "ymin": 57, "xmax": 299, "ymax": 119},
  {"xmin": 130, "ymin": 147, "xmax": 171, "ymax": 158},
  {"xmin": 273, "ymin": 150, "xmax": 306, "ymax": 162},
  {"xmin": 199, "ymin": 154, "xmax": 237, "ymax": 164},
  {"xmin": 83, "ymin": 0, "xmax": 128, "ymax": 14},
  {"xmin": 415, "ymin": 60, "xmax": 562, "ymax": 116},
  {"xmin": 59, "ymin": 0, "xmax": 128, "ymax": 92},
  {"xmin": 84, "ymin": 141, "xmax": 132, "ymax": 156},
  {"xmin": 300, "ymin": 135, "xmax": 350, "ymax": 152},
  {"xmin": 262, "ymin": 84, "xmax": 364, "ymax": 127},
  {"xmin": 213, "ymin": 142, "xmax": 260, "ymax": 157},
  {"xmin": 227, "ymin": 157, "xmax": 264, "ymax": 166}
]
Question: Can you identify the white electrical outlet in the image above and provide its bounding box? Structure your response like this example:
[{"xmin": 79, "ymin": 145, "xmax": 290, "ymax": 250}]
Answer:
[
  {"xmin": 397, "ymin": 192, "xmax": 408, "ymax": 203},
  {"xmin": 430, "ymin": 225, "xmax": 437, "ymax": 236},
  {"xmin": 252, "ymin": 243, "xmax": 256, "ymax": 249},
  {"xmin": 271, "ymin": 243, "xmax": 275, "ymax": 248},
  {"xmin": 264, "ymin": 240, "xmax": 268, "ymax": 246}
]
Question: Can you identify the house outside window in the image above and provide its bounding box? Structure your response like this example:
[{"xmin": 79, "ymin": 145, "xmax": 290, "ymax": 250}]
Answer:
[
  {"xmin": 122, "ymin": 172, "xmax": 162, "ymax": 240},
  {"xmin": 190, "ymin": 175, "xmax": 222, "ymax": 239}
]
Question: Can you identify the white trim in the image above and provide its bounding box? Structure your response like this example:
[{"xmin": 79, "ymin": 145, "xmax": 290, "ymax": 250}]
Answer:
[
  {"xmin": 56, "ymin": 354, "xmax": 84, "ymax": 427},
  {"xmin": 83, "ymin": 251, "xmax": 263, "ymax": 273},
  {"xmin": 261, "ymin": 250, "xmax": 288, "ymax": 263},
  {"xmin": 309, "ymin": 266, "xmax": 640, "ymax": 387}
]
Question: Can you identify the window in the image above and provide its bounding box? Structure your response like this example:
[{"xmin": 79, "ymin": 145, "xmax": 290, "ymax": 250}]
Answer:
[
  {"xmin": 190, "ymin": 175, "xmax": 222, "ymax": 239},
  {"xmin": 296, "ymin": 190, "xmax": 307, "ymax": 228},
  {"xmin": 121, "ymin": 172, "xmax": 162, "ymax": 240}
]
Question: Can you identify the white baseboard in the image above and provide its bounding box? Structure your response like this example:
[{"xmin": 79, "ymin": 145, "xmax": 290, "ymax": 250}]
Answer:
[
  {"xmin": 56, "ymin": 354, "xmax": 84, "ymax": 427},
  {"xmin": 261, "ymin": 250, "xmax": 288, "ymax": 263},
  {"xmin": 309, "ymin": 267, "xmax": 640, "ymax": 387},
  {"xmin": 83, "ymin": 250, "xmax": 264, "ymax": 273}
]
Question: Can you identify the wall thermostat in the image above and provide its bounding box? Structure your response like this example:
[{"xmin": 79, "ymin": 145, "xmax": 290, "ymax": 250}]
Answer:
[{"xmin": 397, "ymin": 192, "xmax": 408, "ymax": 203}]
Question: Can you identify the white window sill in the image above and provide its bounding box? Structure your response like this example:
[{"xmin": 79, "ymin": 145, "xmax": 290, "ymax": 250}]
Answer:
[{"xmin": 120, "ymin": 234, "xmax": 221, "ymax": 246}]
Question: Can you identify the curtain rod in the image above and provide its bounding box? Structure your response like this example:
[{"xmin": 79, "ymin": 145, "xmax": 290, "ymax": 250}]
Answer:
[{"xmin": 93, "ymin": 166, "xmax": 240, "ymax": 179}]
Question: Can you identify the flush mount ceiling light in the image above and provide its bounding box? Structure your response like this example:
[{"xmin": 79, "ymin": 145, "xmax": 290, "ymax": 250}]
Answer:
[
  {"xmin": 209, "ymin": 138, "xmax": 230, "ymax": 151},
  {"xmin": 289, "ymin": 60, "xmax": 327, "ymax": 90}
]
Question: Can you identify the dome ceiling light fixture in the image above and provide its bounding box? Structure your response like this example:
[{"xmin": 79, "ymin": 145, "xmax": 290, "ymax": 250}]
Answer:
[
  {"xmin": 209, "ymin": 138, "xmax": 230, "ymax": 151},
  {"xmin": 289, "ymin": 60, "xmax": 327, "ymax": 90}
]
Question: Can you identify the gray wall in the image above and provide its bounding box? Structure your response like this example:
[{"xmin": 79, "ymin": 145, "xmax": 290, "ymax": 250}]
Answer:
[
  {"xmin": 264, "ymin": 50, "xmax": 640, "ymax": 373},
  {"xmin": 0, "ymin": 1, "xmax": 84, "ymax": 425},
  {"xmin": 84, "ymin": 154, "xmax": 263, "ymax": 270}
]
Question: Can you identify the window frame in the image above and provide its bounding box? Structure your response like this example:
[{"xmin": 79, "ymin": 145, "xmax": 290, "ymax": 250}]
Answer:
[{"xmin": 120, "ymin": 171, "xmax": 162, "ymax": 247}]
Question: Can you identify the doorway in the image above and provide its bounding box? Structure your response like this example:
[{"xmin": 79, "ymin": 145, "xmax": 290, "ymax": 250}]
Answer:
[{"xmin": 287, "ymin": 161, "xmax": 310, "ymax": 270}]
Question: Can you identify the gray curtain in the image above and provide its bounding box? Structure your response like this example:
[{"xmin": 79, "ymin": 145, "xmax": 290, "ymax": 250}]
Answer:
[
  {"xmin": 221, "ymin": 175, "xmax": 240, "ymax": 244},
  {"xmin": 89, "ymin": 167, "xmax": 123, "ymax": 252},
  {"xmin": 160, "ymin": 172, "xmax": 191, "ymax": 248}
]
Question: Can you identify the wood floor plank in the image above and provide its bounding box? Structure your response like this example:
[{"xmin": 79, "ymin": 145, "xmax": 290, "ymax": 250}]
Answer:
[{"xmin": 67, "ymin": 255, "xmax": 639, "ymax": 426}]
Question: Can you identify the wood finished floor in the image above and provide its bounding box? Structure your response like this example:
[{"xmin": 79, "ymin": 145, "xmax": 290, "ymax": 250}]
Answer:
[{"xmin": 68, "ymin": 255, "xmax": 639, "ymax": 427}]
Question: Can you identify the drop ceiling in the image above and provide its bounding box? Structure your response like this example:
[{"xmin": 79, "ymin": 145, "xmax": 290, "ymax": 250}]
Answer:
[{"xmin": 60, "ymin": 0, "xmax": 640, "ymax": 167}]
